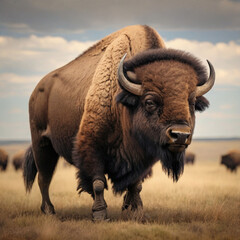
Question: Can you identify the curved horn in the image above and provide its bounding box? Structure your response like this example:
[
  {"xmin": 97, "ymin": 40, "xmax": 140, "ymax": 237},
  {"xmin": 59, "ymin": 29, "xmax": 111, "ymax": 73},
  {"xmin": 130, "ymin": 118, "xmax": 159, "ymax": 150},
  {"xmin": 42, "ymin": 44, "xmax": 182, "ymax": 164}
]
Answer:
[
  {"xmin": 117, "ymin": 53, "xmax": 143, "ymax": 96},
  {"xmin": 196, "ymin": 60, "xmax": 215, "ymax": 97}
]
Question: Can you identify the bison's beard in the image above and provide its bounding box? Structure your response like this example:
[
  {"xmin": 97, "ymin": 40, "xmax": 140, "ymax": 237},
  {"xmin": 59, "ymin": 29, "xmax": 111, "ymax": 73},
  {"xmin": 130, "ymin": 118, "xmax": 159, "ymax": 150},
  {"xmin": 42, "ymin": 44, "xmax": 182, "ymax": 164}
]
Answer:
[
  {"xmin": 134, "ymin": 132, "xmax": 185, "ymax": 182},
  {"xmin": 132, "ymin": 120, "xmax": 185, "ymax": 182},
  {"xmin": 158, "ymin": 146, "xmax": 185, "ymax": 182}
]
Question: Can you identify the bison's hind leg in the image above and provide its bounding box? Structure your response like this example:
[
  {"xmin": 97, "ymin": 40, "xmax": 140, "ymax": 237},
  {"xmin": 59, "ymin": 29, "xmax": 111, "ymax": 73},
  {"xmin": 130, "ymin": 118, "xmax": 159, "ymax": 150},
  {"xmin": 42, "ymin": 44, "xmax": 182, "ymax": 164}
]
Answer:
[{"xmin": 32, "ymin": 136, "xmax": 59, "ymax": 214}]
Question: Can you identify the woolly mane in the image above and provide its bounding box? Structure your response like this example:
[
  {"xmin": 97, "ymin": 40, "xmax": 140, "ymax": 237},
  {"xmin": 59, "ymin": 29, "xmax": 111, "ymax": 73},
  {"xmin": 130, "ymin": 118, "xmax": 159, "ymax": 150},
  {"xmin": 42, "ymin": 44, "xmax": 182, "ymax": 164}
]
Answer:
[{"xmin": 123, "ymin": 48, "xmax": 208, "ymax": 86}]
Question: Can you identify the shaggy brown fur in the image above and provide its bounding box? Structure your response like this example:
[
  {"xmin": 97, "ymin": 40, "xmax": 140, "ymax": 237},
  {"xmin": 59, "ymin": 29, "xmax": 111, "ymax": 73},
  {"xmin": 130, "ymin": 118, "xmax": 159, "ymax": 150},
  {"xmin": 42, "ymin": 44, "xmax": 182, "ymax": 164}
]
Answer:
[
  {"xmin": 0, "ymin": 148, "xmax": 8, "ymax": 171},
  {"xmin": 23, "ymin": 25, "xmax": 213, "ymax": 217},
  {"xmin": 221, "ymin": 150, "xmax": 240, "ymax": 172},
  {"xmin": 12, "ymin": 150, "xmax": 25, "ymax": 171},
  {"xmin": 184, "ymin": 152, "xmax": 195, "ymax": 164}
]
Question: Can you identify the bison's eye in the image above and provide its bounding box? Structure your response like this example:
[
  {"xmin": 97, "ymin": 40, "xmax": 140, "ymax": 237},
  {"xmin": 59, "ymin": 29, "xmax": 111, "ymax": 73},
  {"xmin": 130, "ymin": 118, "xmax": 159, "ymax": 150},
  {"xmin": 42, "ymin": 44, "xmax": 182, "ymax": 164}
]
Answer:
[
  {"xmin": 145, "ymin": 99, "xmax": 157, "ymax": 112},
  {"xmin": 189, "ymin": 101, "xmax": 195, "ymax": 108},
  {"xmin": 188, "ymin": 98, "xmax": 196, "ymax": 113}
]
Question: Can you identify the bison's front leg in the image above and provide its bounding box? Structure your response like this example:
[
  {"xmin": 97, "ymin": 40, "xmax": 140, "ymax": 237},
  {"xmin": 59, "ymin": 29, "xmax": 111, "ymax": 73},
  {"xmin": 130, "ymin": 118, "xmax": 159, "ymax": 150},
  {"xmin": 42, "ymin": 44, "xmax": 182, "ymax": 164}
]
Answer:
[
  {"xmin": 92, "ymin": 179, "xmax": 109, "ymax": 221},
  {"xmin": 121, "ymin": 181, "xmax": 144, "ymax": 221}
]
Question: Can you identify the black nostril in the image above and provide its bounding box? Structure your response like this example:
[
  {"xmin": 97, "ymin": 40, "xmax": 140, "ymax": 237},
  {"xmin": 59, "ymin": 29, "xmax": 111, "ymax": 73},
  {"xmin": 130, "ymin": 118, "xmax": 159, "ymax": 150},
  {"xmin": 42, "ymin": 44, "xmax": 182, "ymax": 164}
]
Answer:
[
  {"xmin": 171, "ymin": 130, "xmax": 190, "ymax": 144},
  {"xmin": 170, "ymin": 130, "xmax": 178, "ymax": 141},
  {"xmin": 167, "ymin": 126, "xmax": 191, "ymax": 144}
]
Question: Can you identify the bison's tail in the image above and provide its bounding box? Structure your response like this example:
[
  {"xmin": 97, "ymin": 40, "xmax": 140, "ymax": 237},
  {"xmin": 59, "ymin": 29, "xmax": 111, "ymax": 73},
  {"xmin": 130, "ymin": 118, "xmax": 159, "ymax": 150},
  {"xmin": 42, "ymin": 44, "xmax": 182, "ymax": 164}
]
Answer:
[{"xmin": 23, "ymin": 145, "xmax": 37, "ymax": 192}]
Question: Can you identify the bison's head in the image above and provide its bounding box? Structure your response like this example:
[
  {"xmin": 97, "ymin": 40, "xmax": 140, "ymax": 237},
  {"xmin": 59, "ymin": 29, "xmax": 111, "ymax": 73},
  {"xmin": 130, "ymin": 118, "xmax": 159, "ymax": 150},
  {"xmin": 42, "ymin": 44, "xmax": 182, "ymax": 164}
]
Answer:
[
  {"xmin": 116, "ymin": 49, "xmax": 215, "ymax": 181},
  {"xmin": 221, "ymin": 155, "xmax": 226, "ymax": 165},
  {"xmin": 221, "ymin": 155, "xmax": 235, "ymax": 171},
  {"xmin": 221, "ymin": 155, "xmax": 231, "ymax": 167}
]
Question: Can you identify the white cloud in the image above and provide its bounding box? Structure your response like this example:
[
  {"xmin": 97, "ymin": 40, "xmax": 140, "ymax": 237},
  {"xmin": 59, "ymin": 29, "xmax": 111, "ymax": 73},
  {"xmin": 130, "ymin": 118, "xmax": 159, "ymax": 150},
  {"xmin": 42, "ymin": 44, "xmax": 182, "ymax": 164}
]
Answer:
[
  {"xmin": 0, "ymin": 73, "xmax": 40, "ymax": 84},
  {"xmin": 0, "ymin": 73, "xmax": 42, "ymax": 98},
  {"xmin": 0, "ymin": 35, "xmax": 96, "ymax": 98},
  {"xmin": 0, "ymin": 35, "xmax": 95, "ymax": 75},
  {"xmin": 166, "ymin": 39, "xmax": 240, "ymax": 86}
]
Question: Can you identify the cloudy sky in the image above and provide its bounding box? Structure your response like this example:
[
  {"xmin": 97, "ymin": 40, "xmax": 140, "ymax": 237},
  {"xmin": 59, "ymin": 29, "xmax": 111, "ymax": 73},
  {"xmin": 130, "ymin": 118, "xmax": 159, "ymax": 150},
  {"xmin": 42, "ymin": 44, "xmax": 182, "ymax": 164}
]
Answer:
[{"xmin": 0, "ymin": 0, "xmax": 240, "ymax": 140}]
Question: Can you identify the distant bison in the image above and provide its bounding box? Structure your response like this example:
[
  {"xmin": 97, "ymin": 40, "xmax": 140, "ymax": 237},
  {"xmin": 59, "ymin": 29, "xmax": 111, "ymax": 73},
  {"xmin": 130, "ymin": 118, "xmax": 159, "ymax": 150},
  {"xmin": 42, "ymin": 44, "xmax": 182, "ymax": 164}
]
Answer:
[
  {"xmin": 12, "ymin": 150, "xmax": 25, "ymax": 171},
  {"xmin": 23, "ymin": 25, "xmax": 215, "ymax": 221},
  {"xmin": 221, "ymin": 150, "xmax": 240, "ymax": 172},
  {"xmin": 184, "ymin": 152, "xmax": 195, "ymax": 164},
  {"xmin": 0, "ymin": 148, "xmax": 8, "ymax": 171}
]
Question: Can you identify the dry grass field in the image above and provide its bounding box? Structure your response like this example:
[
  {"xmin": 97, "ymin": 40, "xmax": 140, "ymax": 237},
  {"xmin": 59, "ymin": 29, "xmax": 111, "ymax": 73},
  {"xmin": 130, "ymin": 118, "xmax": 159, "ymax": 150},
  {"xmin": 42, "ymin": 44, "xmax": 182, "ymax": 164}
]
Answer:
[{"xmin": 0, "ymin": 140, "xmax": 240, "ymax": 240}]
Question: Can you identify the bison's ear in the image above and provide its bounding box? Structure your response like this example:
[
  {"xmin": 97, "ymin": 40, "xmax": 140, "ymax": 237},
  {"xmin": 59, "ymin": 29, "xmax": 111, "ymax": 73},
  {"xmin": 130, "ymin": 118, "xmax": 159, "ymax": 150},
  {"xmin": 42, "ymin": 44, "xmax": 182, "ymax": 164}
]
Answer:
[
  {"xmin": 116, "ymin": 90, "xmax": 139, "ymax": 108},
  {"xmin": 195, "ymin": 96, "xmax": 209, "ymax": 112}
]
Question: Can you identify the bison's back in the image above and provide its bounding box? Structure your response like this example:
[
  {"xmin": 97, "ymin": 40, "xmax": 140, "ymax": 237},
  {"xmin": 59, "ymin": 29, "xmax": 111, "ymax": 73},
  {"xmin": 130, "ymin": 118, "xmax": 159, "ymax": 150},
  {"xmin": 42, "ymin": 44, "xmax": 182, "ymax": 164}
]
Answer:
[
  {"xmin": 12, "ymin": 150, "xmax": 25, "ymax": 170},
  {"xmin": 227, "ymin": 151, "xmax": 240, "ymax": 164}
]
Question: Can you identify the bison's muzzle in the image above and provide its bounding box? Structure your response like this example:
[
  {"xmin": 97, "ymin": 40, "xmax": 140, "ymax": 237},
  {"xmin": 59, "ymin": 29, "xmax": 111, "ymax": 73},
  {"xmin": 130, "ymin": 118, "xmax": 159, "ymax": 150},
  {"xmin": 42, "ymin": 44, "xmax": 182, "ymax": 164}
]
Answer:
[{"xmin": 166, "ymin": 124, "xmax": 191, "ymax": 152}]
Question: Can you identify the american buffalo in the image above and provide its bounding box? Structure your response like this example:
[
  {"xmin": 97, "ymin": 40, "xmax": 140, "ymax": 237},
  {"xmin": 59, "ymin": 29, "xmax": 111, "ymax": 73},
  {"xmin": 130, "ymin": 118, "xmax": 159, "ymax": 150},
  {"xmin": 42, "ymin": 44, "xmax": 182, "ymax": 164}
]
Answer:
[
  {"xmin": 0, "ymin": 148, "xmax": 8, "ymax": 171},
  {"xmin": 23, "ymin": 25, "xmax": 215, "ymax": 221},
  {"xmin": 221, "ymin": 150, "xmax": 240, "ymax": 172},
  {"xmin": 184, "ymin": 152, "xmax": 195, "ymax": 164},
  {"xmin": 12, "ymin": 150, "xmax": 25, "ymax": 171}
]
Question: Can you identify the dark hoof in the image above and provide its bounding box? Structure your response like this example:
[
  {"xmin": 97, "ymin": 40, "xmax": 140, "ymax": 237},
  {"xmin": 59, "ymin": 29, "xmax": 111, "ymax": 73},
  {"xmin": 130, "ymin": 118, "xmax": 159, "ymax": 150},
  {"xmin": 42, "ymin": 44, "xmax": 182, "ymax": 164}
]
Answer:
[
  {"xmin": 92, "ymin": 209, "xmax": 109, "ymax": 222},
  {"xmin": 41, "ymin": 205, "xmax": 56, "ymax": 215}
]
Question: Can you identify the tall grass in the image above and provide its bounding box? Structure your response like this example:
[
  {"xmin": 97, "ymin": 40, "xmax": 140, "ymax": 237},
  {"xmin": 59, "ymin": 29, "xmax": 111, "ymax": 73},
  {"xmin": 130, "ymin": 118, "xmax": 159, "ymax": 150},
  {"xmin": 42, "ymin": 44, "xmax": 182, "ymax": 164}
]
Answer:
[{"xmin": 0, "ymin": 141, "xmax": 240, "ymax": 240}]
